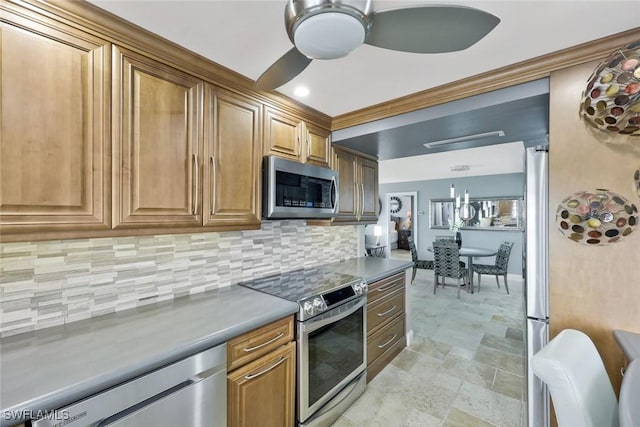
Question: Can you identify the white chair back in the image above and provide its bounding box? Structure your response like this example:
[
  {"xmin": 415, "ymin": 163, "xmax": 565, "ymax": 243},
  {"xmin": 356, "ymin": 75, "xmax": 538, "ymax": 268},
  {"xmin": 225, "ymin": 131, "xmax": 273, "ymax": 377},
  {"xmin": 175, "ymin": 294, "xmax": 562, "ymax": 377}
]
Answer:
[
  {"xmin": 532, "ymin": 329, "xmax": 618, "ymax": 427},
  {"xmin": 619, "ymin": 358, "xmax": 640, "ymax": 427}
]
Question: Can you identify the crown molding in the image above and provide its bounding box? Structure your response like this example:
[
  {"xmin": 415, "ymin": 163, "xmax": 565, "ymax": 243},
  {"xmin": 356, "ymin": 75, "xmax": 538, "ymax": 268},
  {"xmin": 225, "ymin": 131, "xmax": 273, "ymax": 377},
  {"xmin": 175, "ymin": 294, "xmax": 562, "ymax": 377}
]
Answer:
[{"xmin": 332, "ymin": 27, "xmax": 640, "ymax": 130}]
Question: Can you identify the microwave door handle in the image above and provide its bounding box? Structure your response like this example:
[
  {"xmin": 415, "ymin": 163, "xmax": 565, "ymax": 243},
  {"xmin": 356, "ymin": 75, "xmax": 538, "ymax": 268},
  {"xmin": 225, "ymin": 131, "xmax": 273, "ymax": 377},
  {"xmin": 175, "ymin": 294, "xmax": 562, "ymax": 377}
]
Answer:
[{"xmin": 331, "ymin": 176, "xmax": 338, "ymax": 214}]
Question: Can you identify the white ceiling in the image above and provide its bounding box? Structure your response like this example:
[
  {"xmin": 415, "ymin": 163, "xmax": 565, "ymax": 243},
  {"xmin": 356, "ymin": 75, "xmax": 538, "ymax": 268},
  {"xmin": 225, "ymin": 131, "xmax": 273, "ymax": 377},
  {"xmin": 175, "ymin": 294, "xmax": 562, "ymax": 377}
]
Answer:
[{"xmin": 88, "ymin": 0, "xmax": 639, "ymax": 117}]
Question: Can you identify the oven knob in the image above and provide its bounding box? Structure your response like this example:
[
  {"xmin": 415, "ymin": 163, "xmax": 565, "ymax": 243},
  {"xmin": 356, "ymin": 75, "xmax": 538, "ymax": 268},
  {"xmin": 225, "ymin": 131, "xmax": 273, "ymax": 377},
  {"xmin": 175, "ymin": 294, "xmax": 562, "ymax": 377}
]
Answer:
[
  {"xmin": 303, "ymin": 301, "xmax": 314, "ymax": 316},
  {"xmin": 361, "ymin": 281, "xmax": 368, "ymax": 293},
  {"xmin": 313, "ymin": 297, "xmax": 324, "ymax": 312},
  {"xmin": 354, "ymin": 283, "xmax": 362, "ymax": 295}
]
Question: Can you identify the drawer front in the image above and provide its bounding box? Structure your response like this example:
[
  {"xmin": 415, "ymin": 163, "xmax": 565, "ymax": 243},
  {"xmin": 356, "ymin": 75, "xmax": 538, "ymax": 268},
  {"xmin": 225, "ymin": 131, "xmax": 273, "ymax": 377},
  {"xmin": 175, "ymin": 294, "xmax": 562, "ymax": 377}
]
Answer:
[
  {"xmin": 367, "ymin": 288, "xmax": 405, "ymax": 335},
  {"xmin": 367, "ymin": 314, "xmax": 405, "ymax": 365},
  {"xmin": 367, "ymin": 272, "xmax": 405, "ymax": 305},
  {"xmin": 367, "ymin": 334, "xmax": 406, "ymax": 383},
  {"xmin": 228, "ymin": 316, "xmax": 294, "ymax": 371}
]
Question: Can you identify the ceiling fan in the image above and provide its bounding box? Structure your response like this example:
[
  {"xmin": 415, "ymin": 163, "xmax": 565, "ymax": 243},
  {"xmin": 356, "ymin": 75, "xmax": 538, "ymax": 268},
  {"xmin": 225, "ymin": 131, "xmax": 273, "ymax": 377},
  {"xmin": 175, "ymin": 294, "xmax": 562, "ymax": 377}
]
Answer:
[{"xmin": 255, "ymin": 0, "xmax": 500, "ymax": 90}]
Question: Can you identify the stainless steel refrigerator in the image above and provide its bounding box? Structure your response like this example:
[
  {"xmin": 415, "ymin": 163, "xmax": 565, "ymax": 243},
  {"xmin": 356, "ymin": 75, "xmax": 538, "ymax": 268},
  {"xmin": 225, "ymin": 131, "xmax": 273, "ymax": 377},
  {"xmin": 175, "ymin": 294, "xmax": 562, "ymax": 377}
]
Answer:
[{"xmin": 524, "ymin": 145, "xmax": 550, "ymax": 427}]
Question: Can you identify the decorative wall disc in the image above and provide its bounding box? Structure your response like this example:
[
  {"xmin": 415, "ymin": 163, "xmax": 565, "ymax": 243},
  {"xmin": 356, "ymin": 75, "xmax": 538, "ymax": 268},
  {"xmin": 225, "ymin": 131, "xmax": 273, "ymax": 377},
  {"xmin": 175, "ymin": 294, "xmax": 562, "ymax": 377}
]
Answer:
[
  {"xmin": 579, "ymin": 41, "xmax": 640, "ymax": 138},
  {"xmin": 389, "ymin": 196, "xmax": 402, "ymax": 214},
  {"xmin": 556, "ymin": 189, "xmax": 637, "ymax": 245}
]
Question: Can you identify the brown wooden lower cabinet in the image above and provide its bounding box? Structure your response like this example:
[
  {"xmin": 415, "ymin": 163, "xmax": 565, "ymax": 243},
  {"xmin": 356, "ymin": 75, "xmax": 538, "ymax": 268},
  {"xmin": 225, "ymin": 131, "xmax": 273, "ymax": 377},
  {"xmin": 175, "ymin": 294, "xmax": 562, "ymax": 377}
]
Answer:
[
  {"xmin": 367, "ymin": 314, "xmax": 406, "ymax": 382},
  {"xmin": 227, "ymin": 317, "xmax": 295, "ymax": 427},
  {"xmin": 366, "ymin": 271, "xmax": 407, "ymax": 382}
]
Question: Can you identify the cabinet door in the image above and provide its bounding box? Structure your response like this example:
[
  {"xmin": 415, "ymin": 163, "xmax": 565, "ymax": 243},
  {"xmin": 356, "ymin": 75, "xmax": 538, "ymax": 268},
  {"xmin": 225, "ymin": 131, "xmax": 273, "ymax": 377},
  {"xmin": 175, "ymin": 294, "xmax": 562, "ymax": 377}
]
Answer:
[
  {"xmin": 0, "ymin": 14, "xmax": 110, "ymax": 235},
  {"xmin": 263, "ymin": 107, "xmax": 301, "ymax": 161},
  {"xmin": 358, "ymin": 156, "xmax": 379, "ymax": 222},
  {"xmin": 332, "ymin": 147, "xmax": 359, "ymax": 222},
  {"xmin": 228, "ymin": 342, "xmax": 296, "ymax": 427},
  {"xmin": 113, "ymin": 46, "xmax": 203, "ymax": 228},
  {"xmin": 303, "ymin": 123, "xmax": 331, "ymax": 167},
  {"xmin": 203, "ymin": 85, "xmax": 262, "ymax": 228}
]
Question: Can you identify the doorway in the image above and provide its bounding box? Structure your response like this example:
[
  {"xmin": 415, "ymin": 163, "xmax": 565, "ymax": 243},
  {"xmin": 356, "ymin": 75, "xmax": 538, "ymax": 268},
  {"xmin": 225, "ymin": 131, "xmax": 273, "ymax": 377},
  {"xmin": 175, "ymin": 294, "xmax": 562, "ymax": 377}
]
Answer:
[{"xmin": 385, "ymin": 192, "xmax": 417, "ymax": 260}]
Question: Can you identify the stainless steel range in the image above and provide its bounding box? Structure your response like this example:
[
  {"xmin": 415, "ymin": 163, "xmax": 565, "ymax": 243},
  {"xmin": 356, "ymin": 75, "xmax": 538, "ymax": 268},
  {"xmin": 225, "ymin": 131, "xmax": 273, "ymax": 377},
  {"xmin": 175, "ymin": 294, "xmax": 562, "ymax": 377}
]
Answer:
[{"xmin": 240, "ymin": 266, "xmax": 367, "ymax": 427}]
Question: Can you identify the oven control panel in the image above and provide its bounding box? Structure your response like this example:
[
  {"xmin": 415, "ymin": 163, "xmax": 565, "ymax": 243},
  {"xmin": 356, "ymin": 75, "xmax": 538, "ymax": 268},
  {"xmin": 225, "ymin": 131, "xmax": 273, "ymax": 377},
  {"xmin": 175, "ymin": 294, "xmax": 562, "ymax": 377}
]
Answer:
[{"xmin": 300, "ymin": 281, "xmax": 367, "ymax": 319}]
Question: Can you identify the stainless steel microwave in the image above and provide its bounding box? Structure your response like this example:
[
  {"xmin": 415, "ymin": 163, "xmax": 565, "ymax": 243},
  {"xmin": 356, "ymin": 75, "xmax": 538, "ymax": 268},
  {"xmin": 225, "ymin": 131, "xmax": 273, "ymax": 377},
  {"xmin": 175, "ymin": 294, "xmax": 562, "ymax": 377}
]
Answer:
[{"xmin": 263, "ymin": 156, "xmax": 338, "ymax": 219}]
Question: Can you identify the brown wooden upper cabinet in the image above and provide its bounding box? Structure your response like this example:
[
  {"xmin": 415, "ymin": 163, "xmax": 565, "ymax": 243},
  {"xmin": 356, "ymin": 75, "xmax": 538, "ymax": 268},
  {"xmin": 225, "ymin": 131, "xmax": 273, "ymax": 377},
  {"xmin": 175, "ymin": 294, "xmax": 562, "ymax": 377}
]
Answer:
[
  {"xmin": 203, "ymin": 85, "xmax": 262, "ymax": 228},
  {"xmin": 332, "ymin": 146, "xmax": 379, "ymax": 224},
  {"xmin": 1, "ymin": 1, "xmax": 337, "ymax": 240},
  {"xmin": 112, "ymin": 46, "xmax": 203, "ymax": 229},
  {"xmin": 301, "ymin": 122, "xmax": 331, "ymax": 167},
  {"xmin": 0, "ymin": 11, "xmax": 111, "ymax": 237},
  {"xmin": 263, "ymin": 107, "xmax": 331, "ymax": 167}
]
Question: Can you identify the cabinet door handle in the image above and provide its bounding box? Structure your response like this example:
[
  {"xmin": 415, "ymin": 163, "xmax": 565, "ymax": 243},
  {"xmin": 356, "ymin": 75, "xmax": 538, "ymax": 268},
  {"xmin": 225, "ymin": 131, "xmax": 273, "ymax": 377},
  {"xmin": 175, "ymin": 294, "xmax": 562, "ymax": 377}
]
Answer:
[
  {"xmin": 243, "ymin": 332, "xmax": 285, "ymax": 353},
  {"xmin": 360, "ymin": 183, "xmax": 365, "ymax": 216},
  {"xmin": 377, "ymin": 333, "xmax": 398, "ymax": 349},
  {"xmin": 192, "ymin": 153, "xmax": 199, "ymax": 215},
  {"xmin": 377, "ymin": 305, "xmax": 398, "ymax": 317},
  {"xmin": 209, "ymin": 155, "xmax": 216, "ymax": 215},
  {"xmin": 244, "ymin": 356, "xmax": 286, "ymax": 380}
]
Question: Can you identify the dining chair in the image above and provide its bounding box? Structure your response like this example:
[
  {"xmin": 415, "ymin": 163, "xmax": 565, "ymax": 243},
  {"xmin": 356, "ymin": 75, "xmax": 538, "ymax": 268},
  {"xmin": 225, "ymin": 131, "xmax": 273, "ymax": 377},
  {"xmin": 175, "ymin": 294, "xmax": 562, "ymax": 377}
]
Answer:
[
  {"xmin": 472, "ymin": 241, "xmax": 513, "ymax": 294},
  {"xmin": 407, "ymin": 236, "xmax": 433, "ymax": 283},
  {"xmin": 432, "ymin": 240, "xmax": 469, "ymax": 299},
  {"xmin": 532, "ymin": 329, "xmax": 619, "ymax": 427},
  {"xmin": 619, "ymin": 358, "xmax": 640, "ymax": 427}
]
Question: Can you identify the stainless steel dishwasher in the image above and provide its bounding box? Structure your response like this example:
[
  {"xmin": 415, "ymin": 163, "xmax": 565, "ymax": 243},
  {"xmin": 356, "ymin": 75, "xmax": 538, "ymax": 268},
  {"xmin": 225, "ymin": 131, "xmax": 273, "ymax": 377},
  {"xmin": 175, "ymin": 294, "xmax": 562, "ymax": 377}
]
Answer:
[{"xmin": 31, "ymin": 343, "xmax": 226, "ymax": 427}]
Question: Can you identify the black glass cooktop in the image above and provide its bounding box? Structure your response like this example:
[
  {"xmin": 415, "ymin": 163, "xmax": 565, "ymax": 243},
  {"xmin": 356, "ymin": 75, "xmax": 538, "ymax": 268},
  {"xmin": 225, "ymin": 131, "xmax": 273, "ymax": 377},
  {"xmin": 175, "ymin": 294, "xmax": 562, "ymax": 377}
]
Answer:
[{"xmin": 238, "ymin": 266, "xmax": 362, "ymax": 304}]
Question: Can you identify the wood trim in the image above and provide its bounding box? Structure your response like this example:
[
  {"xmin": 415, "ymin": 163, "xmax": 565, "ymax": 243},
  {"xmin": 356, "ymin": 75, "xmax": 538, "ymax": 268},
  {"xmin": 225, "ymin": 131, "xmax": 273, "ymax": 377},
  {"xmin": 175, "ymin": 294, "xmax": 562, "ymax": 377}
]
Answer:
[
  {"xmin": 0, "ymin": 223, "xmax": 261, "ymax": 243},
  {"xmin": 332, "ymin": 27, "xmax": 640, "ymax": 130},
  {"xmin": 2, "ymin": 0, "xmax": 331, "ymax": 129},
  {"xmin": 331, "ymin": 144, "xmax": 378, "ymax": 161}
]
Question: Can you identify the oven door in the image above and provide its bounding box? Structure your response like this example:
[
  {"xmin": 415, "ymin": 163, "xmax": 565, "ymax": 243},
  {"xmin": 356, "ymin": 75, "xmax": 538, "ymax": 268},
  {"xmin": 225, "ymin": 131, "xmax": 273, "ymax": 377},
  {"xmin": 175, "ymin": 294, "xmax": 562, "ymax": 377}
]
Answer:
[{"xmin": 298, "ymin": 297, "xmax": 366, "ymax": 423}]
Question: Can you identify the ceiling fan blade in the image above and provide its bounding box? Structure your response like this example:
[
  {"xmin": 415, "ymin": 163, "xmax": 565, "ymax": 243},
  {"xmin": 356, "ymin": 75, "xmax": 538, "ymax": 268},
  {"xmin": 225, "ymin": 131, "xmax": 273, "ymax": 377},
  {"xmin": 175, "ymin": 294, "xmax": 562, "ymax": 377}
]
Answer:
[
  {"xmin": 255, "ymin": 47, "xmax": 313, "ymax": 90},
  {"xmin": 366, "ymin": 6, "xmax": 500, "ymax": 54}
]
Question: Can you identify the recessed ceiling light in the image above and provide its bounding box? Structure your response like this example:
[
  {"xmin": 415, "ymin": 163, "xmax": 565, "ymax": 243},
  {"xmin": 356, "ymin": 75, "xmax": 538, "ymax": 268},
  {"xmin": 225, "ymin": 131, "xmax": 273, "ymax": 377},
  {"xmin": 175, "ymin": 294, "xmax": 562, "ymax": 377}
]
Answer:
[{"xmin": 294, "ymin": 86, "xmax": 310, "ymax": 97}]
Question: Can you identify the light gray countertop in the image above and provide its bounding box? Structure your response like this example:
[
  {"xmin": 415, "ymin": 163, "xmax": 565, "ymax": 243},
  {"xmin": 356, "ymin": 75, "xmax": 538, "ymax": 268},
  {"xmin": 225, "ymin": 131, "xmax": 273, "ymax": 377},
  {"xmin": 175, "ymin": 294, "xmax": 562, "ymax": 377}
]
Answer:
[
  {"xmin": 0, "ymin": 256, "xmax": 413, "ymax": 426},
  {"xmin": 0, "ymin": 286, "xmax": 298, "ymax": 427},
  {"xmin": 326, "ymin": 257, "xmax": 413, "ymax": 283}
]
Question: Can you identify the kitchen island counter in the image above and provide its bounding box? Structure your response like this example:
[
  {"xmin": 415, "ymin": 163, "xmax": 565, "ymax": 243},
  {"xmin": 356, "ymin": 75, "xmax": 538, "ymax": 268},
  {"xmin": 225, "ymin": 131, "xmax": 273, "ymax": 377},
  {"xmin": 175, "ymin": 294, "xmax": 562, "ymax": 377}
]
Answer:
[{"xmin": 0, "ymin": 286, "xmax": 298, "ymax": 427}]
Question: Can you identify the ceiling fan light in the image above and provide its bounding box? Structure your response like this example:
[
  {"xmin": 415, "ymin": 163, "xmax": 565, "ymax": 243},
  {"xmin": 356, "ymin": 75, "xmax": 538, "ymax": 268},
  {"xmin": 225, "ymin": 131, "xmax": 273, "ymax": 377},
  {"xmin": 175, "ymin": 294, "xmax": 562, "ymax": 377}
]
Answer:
[{"xmin": 294, "ymin": 12, "xmax": 365, "ymax": 60}]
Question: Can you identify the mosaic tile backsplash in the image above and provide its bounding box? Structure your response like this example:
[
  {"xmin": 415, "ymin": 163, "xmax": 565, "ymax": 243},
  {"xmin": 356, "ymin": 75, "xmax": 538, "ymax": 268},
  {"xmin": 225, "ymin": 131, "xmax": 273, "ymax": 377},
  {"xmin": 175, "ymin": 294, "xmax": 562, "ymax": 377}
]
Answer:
[{"xmin": 0, "ymin": 221, "xmax": 359, "ymax": 337}]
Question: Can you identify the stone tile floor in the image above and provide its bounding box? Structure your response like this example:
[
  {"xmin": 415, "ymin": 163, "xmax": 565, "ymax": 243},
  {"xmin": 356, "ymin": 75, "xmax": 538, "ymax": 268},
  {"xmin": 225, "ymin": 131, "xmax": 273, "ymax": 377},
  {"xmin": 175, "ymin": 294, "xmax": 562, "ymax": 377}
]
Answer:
[{"xmin": 332, "ymin": 250, "xmax": 526, "ymax": 427}]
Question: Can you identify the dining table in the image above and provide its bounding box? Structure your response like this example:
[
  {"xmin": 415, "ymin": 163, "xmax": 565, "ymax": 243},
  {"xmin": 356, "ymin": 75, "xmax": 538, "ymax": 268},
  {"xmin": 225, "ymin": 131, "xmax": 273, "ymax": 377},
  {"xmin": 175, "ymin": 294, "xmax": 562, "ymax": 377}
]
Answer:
[{"xmin": 428, "ymin": 246, "xmax": 497, "ymax": 293}]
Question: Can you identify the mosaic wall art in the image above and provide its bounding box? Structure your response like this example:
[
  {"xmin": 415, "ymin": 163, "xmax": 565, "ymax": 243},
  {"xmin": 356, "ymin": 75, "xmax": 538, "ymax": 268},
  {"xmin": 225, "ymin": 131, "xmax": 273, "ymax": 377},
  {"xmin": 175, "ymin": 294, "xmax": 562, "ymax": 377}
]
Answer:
[
  {"xmin": 0, "ymin": 221, "xmax": 360, "ymax": 337},
  {"xmin": 556, "ymin": 189, "xmax": 638, "ymax": 245},
  {"xmin": 579, "ymin": 41, "xmax": 640, "ymax": 138}
]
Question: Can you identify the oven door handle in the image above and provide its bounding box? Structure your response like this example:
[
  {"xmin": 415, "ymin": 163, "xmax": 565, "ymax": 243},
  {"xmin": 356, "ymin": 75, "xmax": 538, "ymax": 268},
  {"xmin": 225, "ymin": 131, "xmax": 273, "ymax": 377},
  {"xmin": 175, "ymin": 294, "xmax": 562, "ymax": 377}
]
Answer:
[{"xmin": 301, "ymin": 297, "xmax": 365, "ymax": 334}]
